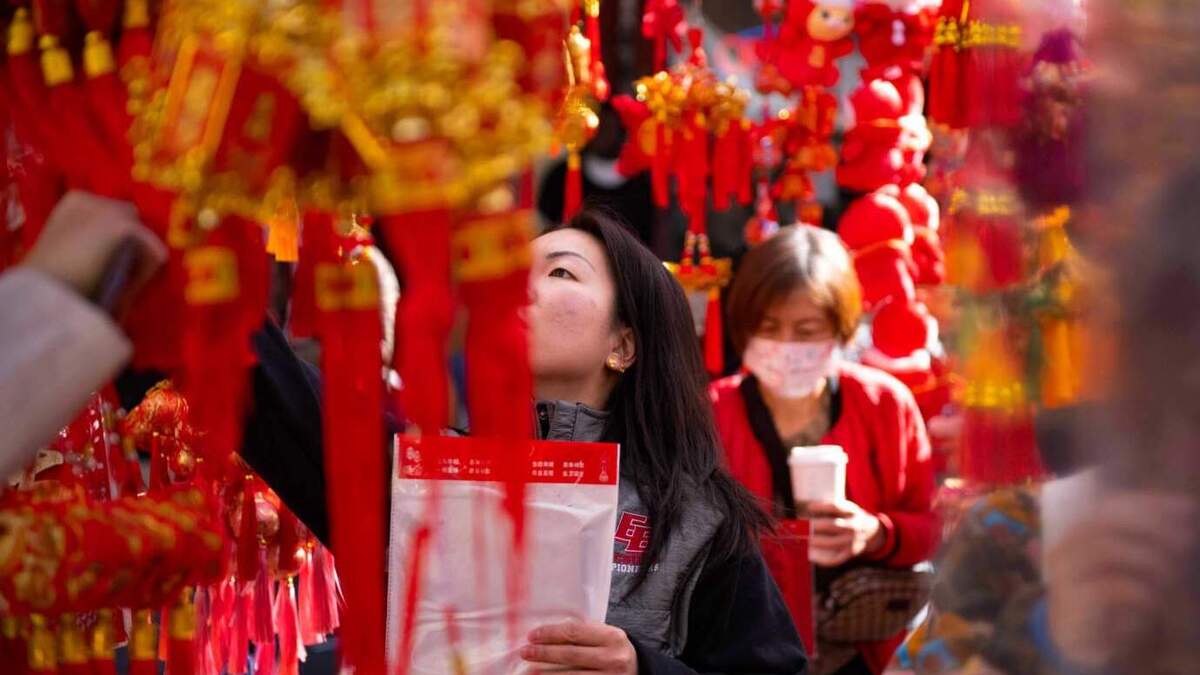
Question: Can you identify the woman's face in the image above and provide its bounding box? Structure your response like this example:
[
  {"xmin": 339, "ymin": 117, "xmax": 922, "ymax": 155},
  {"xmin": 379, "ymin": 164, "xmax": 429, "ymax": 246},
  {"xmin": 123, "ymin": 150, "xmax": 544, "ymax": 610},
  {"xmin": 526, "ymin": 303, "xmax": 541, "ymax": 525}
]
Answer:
[
  {"xmin": 755, "ymin": 289, "xmax": 837, "ymax": 343},
  {"xmin": 527, "ymin": 229, "xmax": 625, "ymax": 382}
]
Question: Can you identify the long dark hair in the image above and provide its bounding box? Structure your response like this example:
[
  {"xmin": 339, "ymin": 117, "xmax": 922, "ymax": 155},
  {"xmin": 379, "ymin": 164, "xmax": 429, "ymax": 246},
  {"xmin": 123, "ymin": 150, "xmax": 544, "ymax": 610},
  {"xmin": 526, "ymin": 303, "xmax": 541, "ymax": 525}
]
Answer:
[{"xmin": 552, "ymin": 209, "xmax": 771, "ymax": 588}]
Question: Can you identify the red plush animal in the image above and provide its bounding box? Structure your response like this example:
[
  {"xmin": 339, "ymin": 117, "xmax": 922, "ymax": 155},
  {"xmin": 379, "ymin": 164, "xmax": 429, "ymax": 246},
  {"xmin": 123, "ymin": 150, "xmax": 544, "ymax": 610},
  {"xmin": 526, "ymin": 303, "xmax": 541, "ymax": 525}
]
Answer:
[
  {"xmin": 837, "ymin": 79, "xmax": 906, "ymax": 192},
  {"xmin": 838, "ymin": 187, "xmax": 916, "ymax": 309},
  {"xmin": 897, "ymin": 183, "xmax": 945, "ymax": 285},
  {"xmin": 855, "ymin": 0, "xmax": 938, "ymax": 77},
  {"xmin": 870, "ymin": 297, "xmax": 932, "ymax": 357},
  {"xmin": 761, "ymin": 0, "xmax": 856, "ymax": 91}
]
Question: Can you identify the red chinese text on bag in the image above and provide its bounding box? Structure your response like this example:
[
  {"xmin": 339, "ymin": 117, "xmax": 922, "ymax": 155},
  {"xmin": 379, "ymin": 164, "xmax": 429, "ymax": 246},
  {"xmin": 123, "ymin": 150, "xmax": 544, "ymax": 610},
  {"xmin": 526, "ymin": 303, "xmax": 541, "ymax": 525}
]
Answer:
[{"xmin": 386, "ymin": 436, "xmax": 620, "ymax": 675}]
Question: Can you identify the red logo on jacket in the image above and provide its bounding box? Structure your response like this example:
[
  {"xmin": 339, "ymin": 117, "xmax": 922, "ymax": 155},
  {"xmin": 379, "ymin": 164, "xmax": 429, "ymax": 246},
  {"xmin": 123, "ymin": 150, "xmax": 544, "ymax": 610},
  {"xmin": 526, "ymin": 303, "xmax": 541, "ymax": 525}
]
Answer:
[{"xmin": 613, "ymin": 512, "xmax": 650, "ymax": 566}]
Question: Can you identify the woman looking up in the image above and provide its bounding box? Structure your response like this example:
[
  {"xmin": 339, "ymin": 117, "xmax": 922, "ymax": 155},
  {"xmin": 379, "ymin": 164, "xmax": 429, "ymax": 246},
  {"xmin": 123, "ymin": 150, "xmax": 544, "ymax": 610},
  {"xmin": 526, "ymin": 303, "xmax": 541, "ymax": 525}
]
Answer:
[{"xmin": 234, "ymin": 209, "xmax": 809, "ymax": 674}]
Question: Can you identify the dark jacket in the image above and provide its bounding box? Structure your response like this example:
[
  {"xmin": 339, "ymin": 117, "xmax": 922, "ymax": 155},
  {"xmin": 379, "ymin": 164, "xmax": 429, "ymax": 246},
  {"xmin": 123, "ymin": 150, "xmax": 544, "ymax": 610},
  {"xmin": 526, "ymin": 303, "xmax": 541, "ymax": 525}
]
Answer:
[{"xmin": 123, "ymin": 322, "xmax": 808, "ymax": 675}]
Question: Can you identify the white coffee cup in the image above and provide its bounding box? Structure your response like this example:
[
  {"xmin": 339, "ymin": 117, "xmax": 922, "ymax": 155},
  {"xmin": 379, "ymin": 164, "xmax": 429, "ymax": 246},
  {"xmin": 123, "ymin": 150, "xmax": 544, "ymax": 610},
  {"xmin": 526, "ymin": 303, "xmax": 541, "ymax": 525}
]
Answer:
[{"xmin": 788, "ymin": 445, "xmax": 848, "ymax": 515}]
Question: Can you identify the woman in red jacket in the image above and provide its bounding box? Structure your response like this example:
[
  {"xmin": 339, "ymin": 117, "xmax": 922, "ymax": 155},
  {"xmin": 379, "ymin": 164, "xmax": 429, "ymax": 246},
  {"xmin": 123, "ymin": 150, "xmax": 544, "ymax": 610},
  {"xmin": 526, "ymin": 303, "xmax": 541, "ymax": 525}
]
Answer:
[{"xmin": 710, "ymin": 225, "xmax": 938, "ymax": 675}]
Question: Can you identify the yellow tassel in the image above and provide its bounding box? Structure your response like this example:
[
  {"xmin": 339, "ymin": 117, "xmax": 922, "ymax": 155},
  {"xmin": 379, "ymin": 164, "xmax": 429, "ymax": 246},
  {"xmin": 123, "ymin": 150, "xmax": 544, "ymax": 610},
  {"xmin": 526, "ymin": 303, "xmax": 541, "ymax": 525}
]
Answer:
[
  {"xmin": 28, "ymin": 614, "xmax": 58, "ymax": 671},
  {"xmin": 123, "ymin": 0, "xmax": 151, "ymax": 29},
  {"xmin": 90, "ymin": 609, "xmax": 116, "ymax": 661},
  {"xmin": 39, "ymin": 35, "xmax": 74, "ymax": 86},
  {"xmin": 7, "ymin": 8, "xmax": 34, "ymax": 56},
  {"xmin": 129, "ymin": 609, "xmax": 158, "ymax": 661},
  {"xmin": 84, "ymin": 31, "xmax": 116, "ymax": 78},
  {"xmin": 268, "ymin": 216, "xmax": 300, "ymax": 262},
  {"xmin": 58, "ymin": 614, "xmax": 89, "ymax": 667}
]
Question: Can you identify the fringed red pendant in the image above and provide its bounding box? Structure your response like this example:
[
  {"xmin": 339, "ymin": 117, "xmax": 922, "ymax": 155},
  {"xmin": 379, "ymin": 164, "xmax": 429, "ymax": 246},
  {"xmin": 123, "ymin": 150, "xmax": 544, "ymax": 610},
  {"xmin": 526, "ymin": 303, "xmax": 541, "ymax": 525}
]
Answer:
[
  {"xmin": 307, "ymin": 214, "xmax": 386, "ymax": 674},
  {"xmin": 564, "ymin": 151, "xmax": 584, "ymax": 222},
  {"xmin": 275, "ymin": 578, "xmax": 303, "ymax": 675},
  {"xmin": 704, "ymin": 287, "xmax": 724, "ymax": 377},
  {"xmin": 453, "ymin": 208, "xmax": 536, "ymax": 644}
]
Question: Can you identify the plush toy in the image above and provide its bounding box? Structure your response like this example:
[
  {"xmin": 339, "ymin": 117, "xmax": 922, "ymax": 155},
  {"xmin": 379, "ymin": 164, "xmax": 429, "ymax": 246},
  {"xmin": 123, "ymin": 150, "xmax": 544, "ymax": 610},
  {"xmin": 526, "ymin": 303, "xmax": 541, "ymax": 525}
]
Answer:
[
  {"xmin": 836, "ymin": 79, "xmax": 907, "ymax": 193},
  {"xmin": 898, "ymin": 111, "xmax": 933, "ymax": 185},
  {"xmin": 837, "ymin": 187, "xmax": 917, "ymax": 309},
  {"xmin": 871, "ymin": 297, "xmax": 932, "ymax": 357},
  {"xmin": 863, "ymin": 343, "xmax": 953, "ymax": 421},
  {"xmin": 897, "ymin": 183, "xmax": 945, "ymax": 285},
  {"xmin": 760, "ymin": 0, "xmax": 856, "ymax": 92},
  {"xmin": 855, "ymin": 0, "xmax": 939, "ymax": 78}
]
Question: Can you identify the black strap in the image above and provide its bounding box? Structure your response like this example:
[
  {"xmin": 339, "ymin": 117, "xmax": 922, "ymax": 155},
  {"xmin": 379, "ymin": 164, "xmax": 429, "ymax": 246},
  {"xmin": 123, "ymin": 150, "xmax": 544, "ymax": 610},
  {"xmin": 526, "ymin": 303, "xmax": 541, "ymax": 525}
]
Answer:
[
  {"xmin": 740, "ymin": 375, "xmax": 845, "ymax": 520},
  {"xmin": 740, "ymin": 376, "xmax": 798, "ymax": 518}
]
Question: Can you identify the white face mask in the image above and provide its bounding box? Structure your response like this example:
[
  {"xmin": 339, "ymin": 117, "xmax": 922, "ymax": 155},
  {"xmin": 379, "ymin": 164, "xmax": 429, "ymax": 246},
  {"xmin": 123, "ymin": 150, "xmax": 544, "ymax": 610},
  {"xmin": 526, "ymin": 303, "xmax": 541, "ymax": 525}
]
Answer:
[{"xmin": 743, "ymin": 337, "xmax": 840, "ymax": 399}]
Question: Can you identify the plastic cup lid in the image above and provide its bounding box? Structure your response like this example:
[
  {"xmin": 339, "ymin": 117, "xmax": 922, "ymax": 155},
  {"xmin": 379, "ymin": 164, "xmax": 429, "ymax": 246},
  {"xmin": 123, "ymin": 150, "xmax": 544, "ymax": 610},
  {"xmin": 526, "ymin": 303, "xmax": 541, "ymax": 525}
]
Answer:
[{"xmin": 788, "ymin": 445, "xmax": 848, "ymax": 464}]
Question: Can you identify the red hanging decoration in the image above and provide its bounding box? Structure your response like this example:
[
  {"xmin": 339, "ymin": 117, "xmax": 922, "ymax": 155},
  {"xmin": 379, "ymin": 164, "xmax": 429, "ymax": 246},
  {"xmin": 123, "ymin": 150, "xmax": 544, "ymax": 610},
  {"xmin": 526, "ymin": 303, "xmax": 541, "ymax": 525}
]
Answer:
[
  {"xmin": 302, "ymin": 212, "xmax": 387, "ymax": 674},
  {"xmin": 564, "ymin": 152, "xmax": 584, "ymax": 221},
  {"xmin": 275, "ymin": 578, "xmax": 303, "ymax": 675},
  {"xmin": 855, "ymin": 0, "xmax": 938, "ymax": 78},
  {"xmin": 557, "ymin": 25, "xmax": 601, "ymax": 223},
  {"xmin": 758, "ymin": 0, "xmax": 856, "ymax": 93},
  {"xmin": 838, "ymin": 187, "xmax": 918, "ymax": 310},
  {"xmin": 704, "ymin": 288, "xmax": 724, "ymax": 376},
  {"xmin": 641, "ymin": 0, "xmax": 686, "ymax": 70}
]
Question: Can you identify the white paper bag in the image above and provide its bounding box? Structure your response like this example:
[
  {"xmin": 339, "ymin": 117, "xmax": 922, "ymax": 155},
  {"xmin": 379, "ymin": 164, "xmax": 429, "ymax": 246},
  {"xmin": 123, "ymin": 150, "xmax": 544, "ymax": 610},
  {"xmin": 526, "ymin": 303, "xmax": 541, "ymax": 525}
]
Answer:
[{"xmin": 386, "ymin": 436, "xmax": 620, "ymax": 675}]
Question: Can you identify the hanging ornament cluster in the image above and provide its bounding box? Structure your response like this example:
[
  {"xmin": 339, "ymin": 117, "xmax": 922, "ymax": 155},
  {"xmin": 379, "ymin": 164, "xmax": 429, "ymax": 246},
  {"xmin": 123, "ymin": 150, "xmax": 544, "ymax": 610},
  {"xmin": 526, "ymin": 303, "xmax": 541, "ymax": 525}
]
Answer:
[
  {"xmin": 618, "ymin": 22, "xmax": 756, "ymax": 376},
  {"xmin": 922, "ymin": 5, "xmax": 1092, "ymax": 487},
  {"xmin": 554, "ymin": 2, "xmax": 608, "ymax": 222},
  {"xmin": 0, "ymin": 380, "xmax": 346, "ymax": 675},
  {"xmin": 760, "ymin": 86, "xmax": 839, "ymax": 222},
  {"xmin": 828, "ymin": 6, "xmax": 949, "ymax": 428},
  {"xmin": 928, "ymin": 0, "xmax": 1025, "ymax": 130},
  {"xmin": 1, "ymin": 0, "xmax": 579, "ymax": 673}
]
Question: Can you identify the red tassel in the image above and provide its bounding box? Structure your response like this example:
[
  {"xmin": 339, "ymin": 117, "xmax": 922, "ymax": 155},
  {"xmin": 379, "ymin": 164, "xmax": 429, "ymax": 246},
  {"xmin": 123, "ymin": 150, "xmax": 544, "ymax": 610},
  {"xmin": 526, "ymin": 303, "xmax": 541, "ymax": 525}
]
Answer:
[
  {"xmin": 564, "ymin": 151, "xmax": 583, "ymax": 222},
  {"xmin": 39, "ymin": 48, "xmax": 127, "ymax": 199},
  {"xmin": 318, "ymin": 547, "xmax": 343, "ymax": 633},
  {"xmin": 454, "ymin": 211, "xmax": 536, "ymax": 652},
  {"xmin": 252, "ymin": 554, "xmax": 275, "ymax": 645},
  {"xmin": 315, "ymin": 255, "xmax": 385, "ymax": 674},
  {"xmin": 300, "ymin": 546, "xmax": 341, "ymax": 646},
  {"xmin": 236, "ymin": 478, "xmax": 259, "ymax": 584},
  {"xmin": 712, "ymin": 128, "xmax": 735, "ymax": 211},
  {"xmin": 384, "ymin": 207, "xmax": 455, "ymax": 434},
  {"xmin": 297, "ymin": 551, "xmax": 320, "ymax": 646},
  {"xmin": 147, "ymin": 434, "xmax": 168, "ymax": 491},
  {"xmin": 6, "ymin": 43, "xmax": 91, "ymax": 187},
  {"xmin": 275, "ymin": 578, "xmax": 303, "ymax": 675},
  {"xmin": 226, "ymin": 589, "xmax": 251, "ymax": 675},
  {"xmin": 585, "ymin": 9, "xmax": 609, "ymax": 101},
  {"xmin": 253, "ymin": 640, "xmax": 275, "ymax": 675},
  {"xmin": 158, "ymin": 609, "xmax": 169, "ymax": 663},
  {"xmin": 82, "ymin": 65, "xmax": 133, "ymax": 172},
  {"xmin": 277, "ymin": 509, "xmax": 303, "ymax": 577},
  {"xmin": 191, "ymin": 587, "xmax": 214, "ymax": 675},
  {"xmin": 209, "ymin": 579, "xmax": 236, "ymax": 670},
  {"xmin": 652, "ymin": 123, "xmax": 671, "ymax": 207},
  {"xmin": 704, "ymin": 288, "xmax": 724, "ymax": 377}
]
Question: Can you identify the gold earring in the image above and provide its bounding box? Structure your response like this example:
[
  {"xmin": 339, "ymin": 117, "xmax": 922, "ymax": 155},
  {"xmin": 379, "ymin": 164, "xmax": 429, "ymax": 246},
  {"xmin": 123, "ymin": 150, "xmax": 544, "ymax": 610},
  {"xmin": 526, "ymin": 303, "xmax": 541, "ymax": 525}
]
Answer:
[{"xmin": 607, "ymin": 355, "xmax": 625, "ymax": 373}]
